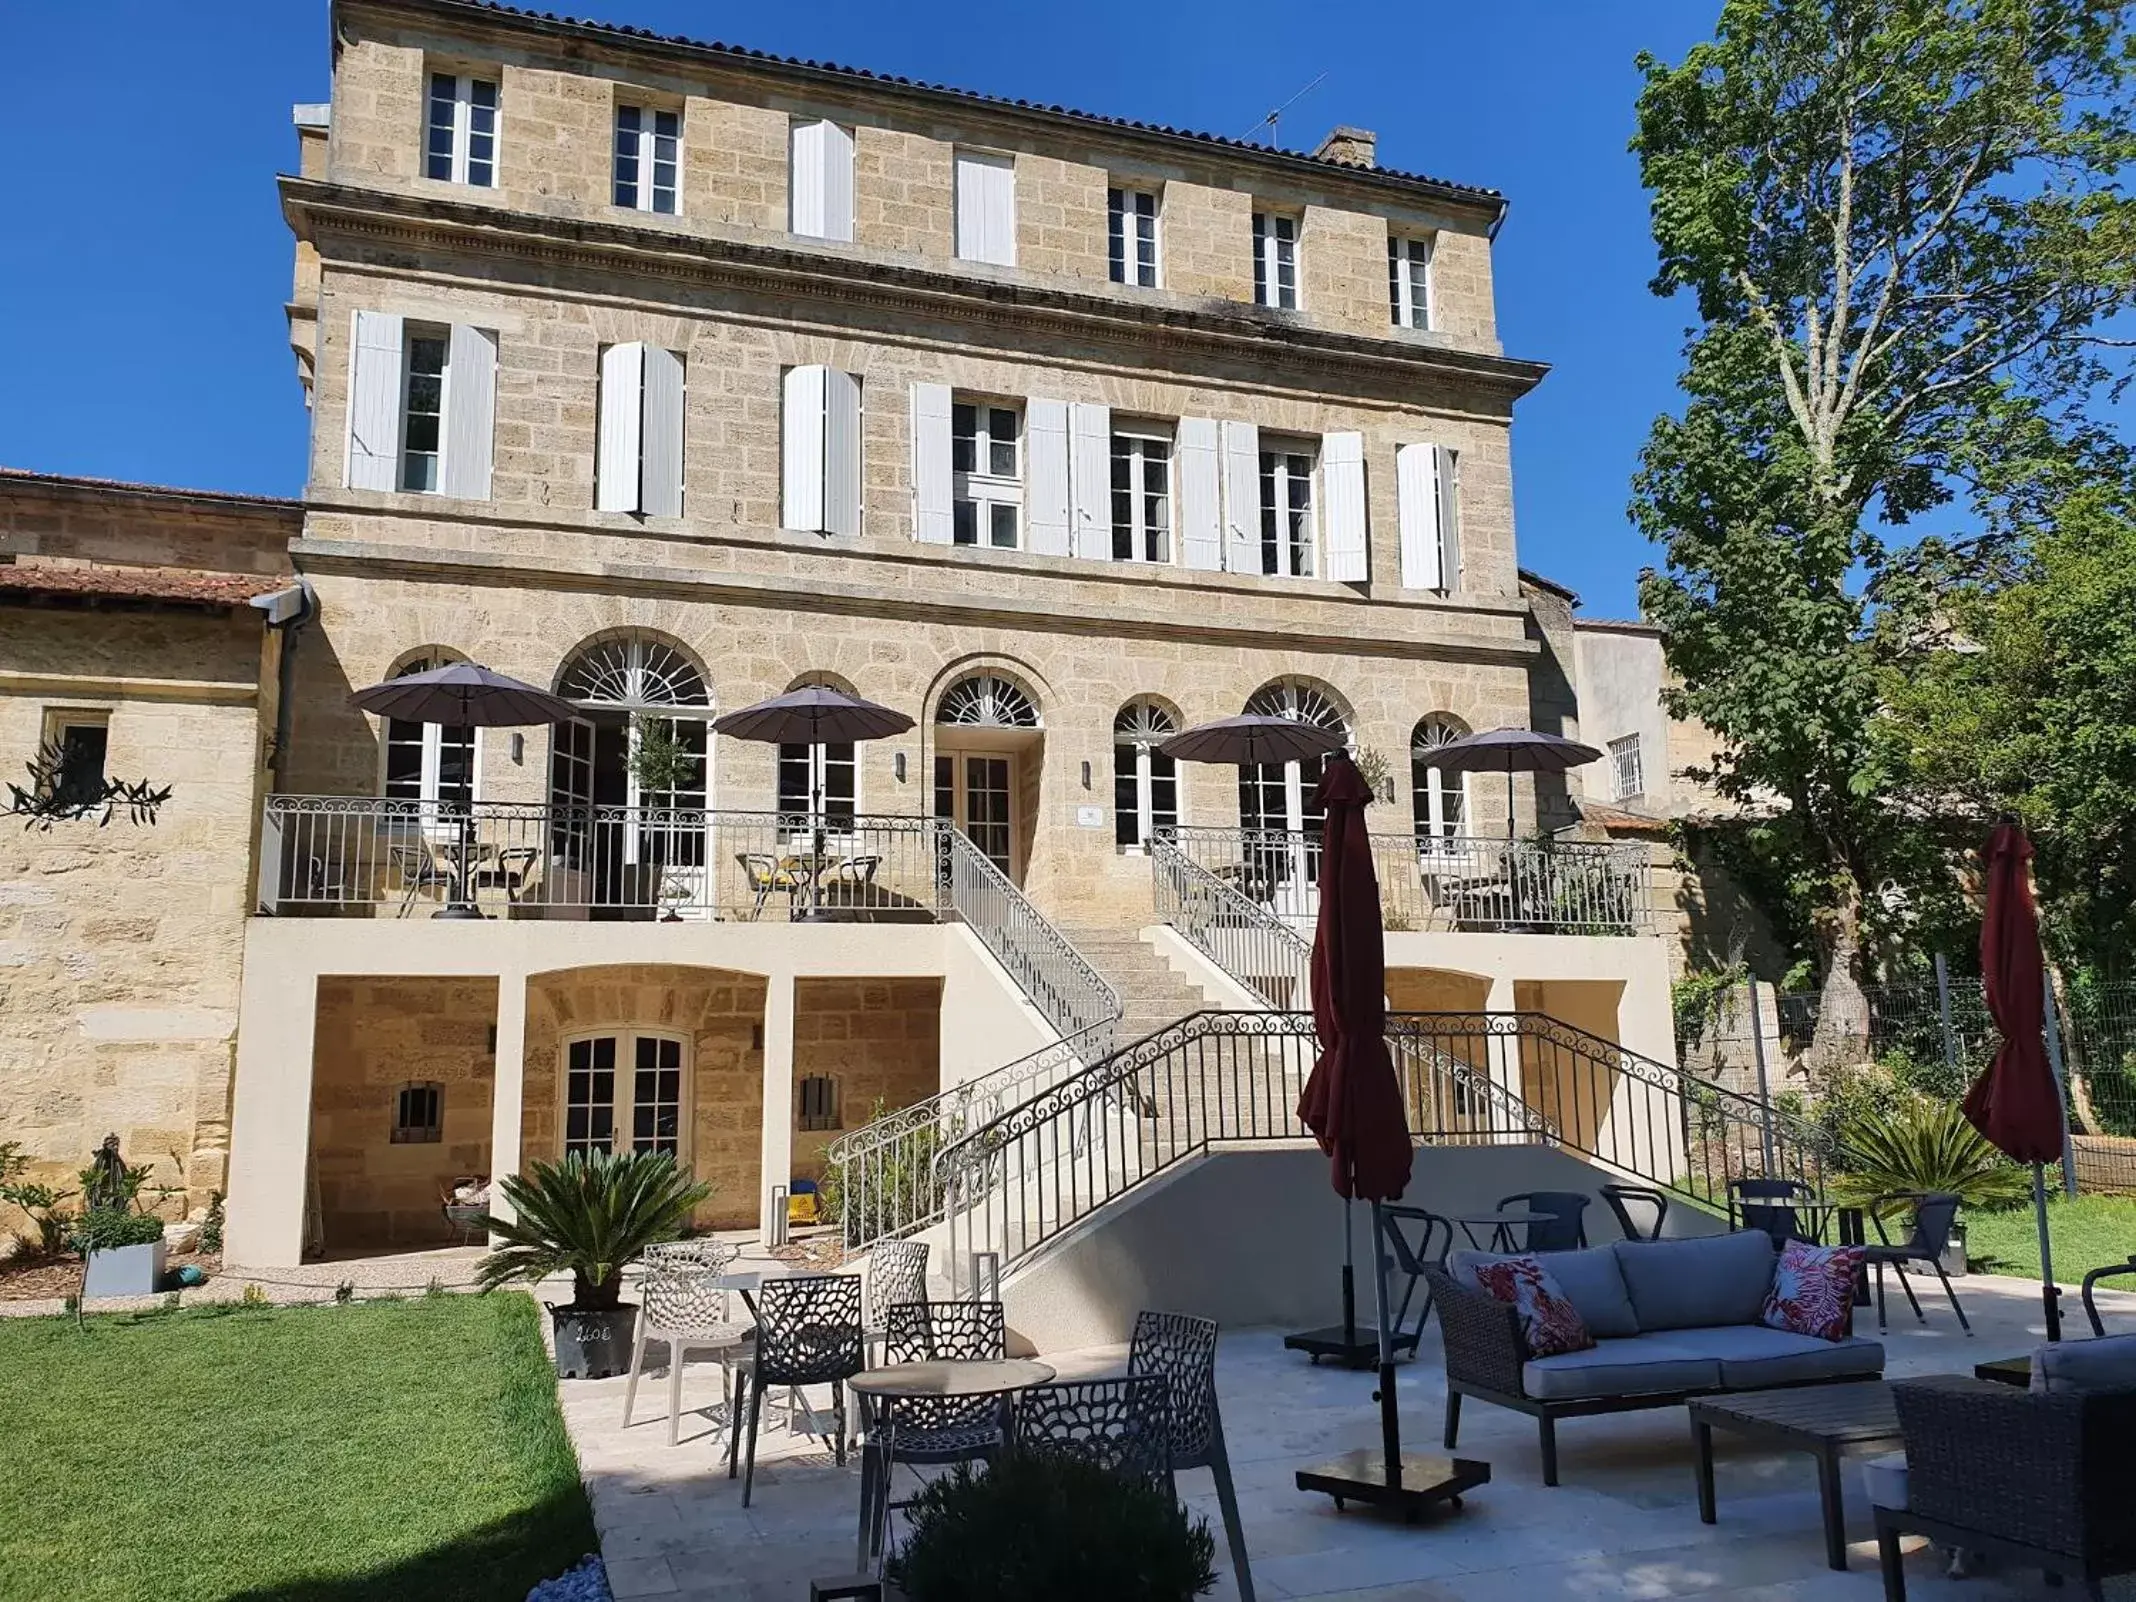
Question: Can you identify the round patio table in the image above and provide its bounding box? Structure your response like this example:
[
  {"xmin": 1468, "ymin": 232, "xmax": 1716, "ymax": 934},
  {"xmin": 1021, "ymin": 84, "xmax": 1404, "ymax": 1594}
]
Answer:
[
  {"xmin": 848, "ymin": 1358, "xmax": 1055, "ymax": 1572},
  {"xmin": 1452, "ymin": 1209, "xmax": 1557, "ymax": 1252}
]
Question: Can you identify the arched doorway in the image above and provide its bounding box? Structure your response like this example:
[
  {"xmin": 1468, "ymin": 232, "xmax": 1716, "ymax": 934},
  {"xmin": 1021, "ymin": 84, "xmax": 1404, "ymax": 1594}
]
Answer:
[
  {"xmin": 549, "ymin": 633, "xmax": 714, "ymax": 915},
  {"xmin": 1112, "ymin": 699, "xmax": 1180, "ymax": 850},
  {"xmin": 1411, "ymin": 714, "xmax": 1471, "ymax": 848},
  {"xmin": 1238, "ymin": 678, "xmax": 1350, "ymax": 918},
  {"xmin": 934, "ymin": 671, "xmax": 1041, "ymax": 882}
]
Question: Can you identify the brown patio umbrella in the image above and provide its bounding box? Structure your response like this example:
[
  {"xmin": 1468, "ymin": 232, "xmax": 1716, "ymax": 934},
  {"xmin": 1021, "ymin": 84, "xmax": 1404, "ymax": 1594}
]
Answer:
[{"xmin": 1964, "ymin": 820, "xmax": 2075, "ymax": 1339}]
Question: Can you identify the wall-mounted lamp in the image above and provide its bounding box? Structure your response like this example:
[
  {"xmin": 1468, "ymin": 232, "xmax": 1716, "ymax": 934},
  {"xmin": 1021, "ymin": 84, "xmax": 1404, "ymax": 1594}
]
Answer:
[
  {"xmin": 1080, "ymin": 760, "xmax": 1092, "ymax": 790},
  {"xmin": 894, "ymin": 750, "xmax": 908, "ymax": 783},
  {"xmin": 509, "ymin": 732, "xmax": 525, "ymax": 765}
]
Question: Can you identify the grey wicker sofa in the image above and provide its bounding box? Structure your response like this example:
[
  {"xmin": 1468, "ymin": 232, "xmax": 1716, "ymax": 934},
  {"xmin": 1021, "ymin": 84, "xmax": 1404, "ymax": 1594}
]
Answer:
[
  {"xmin": 1871, "ymin": 1374, "xmax": 2136, "ymax": 1601},
  {"xmin": 1426, "ymin": 1228, "xmax": 1884, "ymax": 1485}
]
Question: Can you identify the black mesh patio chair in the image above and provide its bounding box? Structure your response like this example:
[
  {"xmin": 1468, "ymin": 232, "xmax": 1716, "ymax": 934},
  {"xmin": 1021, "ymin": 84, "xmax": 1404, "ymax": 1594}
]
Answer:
[
  {"xmin": 1131, "ymin": 1310, "xmax": 1255, "ymax": 1602},
  {"xmin": 2082, "ymin": 1257, "xmax": 2136, "ymax": 1337},
  {"xmin": 1378, "ymin": 1204, "xmax": 1453, "ymax": 1349},
  {"xmin": 1012, "ymin": 1375, "xmax": 1172, "ymax": 1490},
  {"xmin": 1496, "ymin": 1190, "xmax": 1589, "ymax": 1252},
  {"xmin": 858, "ymin": 1300, "xmax": 1007, "ymax": 1563},
  {"xmin": 1599, "ymin": 1183, "xmax": 1669, "ymax": 1242},
  {"xmin": 1862, "ymin": 1191, "xmax": 1970, "ymax": 1335},
  {"xmin": 730, "ymin": 1272, "xmax": 864, "ymax": 1506},
  {"xmin": 1727, "ymin": 1176, "xmax": 1821, "ymax": 1247}
]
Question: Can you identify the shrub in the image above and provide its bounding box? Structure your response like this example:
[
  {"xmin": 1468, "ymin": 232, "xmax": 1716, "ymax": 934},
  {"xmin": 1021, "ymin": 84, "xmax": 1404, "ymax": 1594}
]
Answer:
[
  {"xmin": 1833, "ymin": 1097, "xmax": 2031, "ymax": 1213},
  {"xmin": 887, "ymin": 1452, "xmax": 1217, "ymax": 1602},
  {"xmin": 195, "ymin": 1189, "xmax": 225, "ymax": 1255},
  {"xmin": 70, "ymin": 1209, "xmax": 168, "ymax": 1253},
  {"xmin": 474, "ymin": 1150, "xmax": 709, "ymax": 1310},
  {"xmin": 821, "ymin": 1098, "xmax": 950, "ymax": 1246}
]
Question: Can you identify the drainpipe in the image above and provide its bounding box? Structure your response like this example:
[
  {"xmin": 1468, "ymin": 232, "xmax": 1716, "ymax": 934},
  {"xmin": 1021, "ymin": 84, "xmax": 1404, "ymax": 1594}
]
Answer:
[{"xmin": 249, "ymin": 577, "xmax": 317, "ymax": 781}]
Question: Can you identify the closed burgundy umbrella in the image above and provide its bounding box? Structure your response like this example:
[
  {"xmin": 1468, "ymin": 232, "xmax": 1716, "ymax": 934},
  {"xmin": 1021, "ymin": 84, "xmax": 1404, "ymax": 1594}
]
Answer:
[
  {"xmin": 1963, "ymin": 821, "xmax": 2075, "ymax": 1339},
  {"xmin": 1294, "ymin": 753, "xmax": 1421, "ymax": 1504}
]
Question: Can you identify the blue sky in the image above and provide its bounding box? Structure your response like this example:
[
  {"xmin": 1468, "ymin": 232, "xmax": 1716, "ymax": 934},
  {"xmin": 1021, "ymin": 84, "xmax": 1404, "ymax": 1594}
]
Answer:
[{"xmin": 0, "ymin": 0, "xmax": 1720, "ymax": 618}]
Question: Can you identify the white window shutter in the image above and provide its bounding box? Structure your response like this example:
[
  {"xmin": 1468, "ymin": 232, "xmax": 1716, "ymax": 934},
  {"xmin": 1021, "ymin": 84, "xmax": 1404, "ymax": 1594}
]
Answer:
[
  {"xmin": 1220, "ymin": 419, "xmax": 1260, "ymax": 575},
  {"xmin": 790, "ymin": 121, "xmax": 825, "ymax": 237},
  {"xmin": 956, "ymin": 152, "xmax": 1015, "ymax": 265},
  {"xmin": 821, "ymin": 121, "xmax": 854, "ymax": 244},
  {"xmin": 1396, "ymin": 441, "xmax": 1441, "ymax": 590},
  {"xmin": 822, "ymin": 367, "xmax": 862, "ymax": 538},
  {"xmin": 1435, "ymin": 444, "xmax": 1462, "ymax": 592},
  {"xmin": 345, "ymin": 309, "xmax": 404, "ymax": 490},
  {"xmin": 440, "ymin": 323, "xmax": 496, "ymax": 501},
  {"xmin": 909, "ymin": 381, "xmax": 953, "ymax": 544},
  {"xmin": 1177, "ymin": 417, "xmax": 1223, "ymax": 571},
  {"xmin": 782, "ymin": 364, "xmax": 828, "ymax": 532},
  {"xmin": 1321, "ymin": 431, "xmax": 1367, "ymax": 582},
  {"xmin": 640, "ymin": 345, "xmax": 685, "ymax": 518},
  {"xmin": 596, "ymin": 341, "xmax": 645, "ymax": 514},
  {"xmin": 1024, "ymin": 397, "xmax": 1071, "ymax": 556},
  {"xmin": 1069, "ymin": 401, "xmax": 1111, "ymax": 561}
]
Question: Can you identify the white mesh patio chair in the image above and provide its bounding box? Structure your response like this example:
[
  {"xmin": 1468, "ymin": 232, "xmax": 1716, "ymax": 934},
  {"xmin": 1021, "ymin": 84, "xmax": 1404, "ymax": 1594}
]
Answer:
[{"xmin": 622, "ymin": 1261, "xmax": 759, "ymax": 1448}]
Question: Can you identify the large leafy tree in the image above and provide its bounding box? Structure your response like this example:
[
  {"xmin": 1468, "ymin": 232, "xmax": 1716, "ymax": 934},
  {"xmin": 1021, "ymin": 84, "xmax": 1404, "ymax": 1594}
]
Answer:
[{"xmin": 1631, "ymin": 0, "xmax": 2135, "ymax": 1056}]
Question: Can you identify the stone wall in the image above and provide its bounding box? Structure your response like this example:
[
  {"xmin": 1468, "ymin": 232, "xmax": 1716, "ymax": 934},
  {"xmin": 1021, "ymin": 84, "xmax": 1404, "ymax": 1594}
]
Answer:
[
  {"xmin": 309, "ymin": 975, "xmax": 497, "ymax": 1247},
  {"xmin": 522, "ymin": 963, "xmax": 767, "ymax": 1229},
  {"xmin": 790, "ymin": 976, "xmax": 942, "ymax": 1182}
]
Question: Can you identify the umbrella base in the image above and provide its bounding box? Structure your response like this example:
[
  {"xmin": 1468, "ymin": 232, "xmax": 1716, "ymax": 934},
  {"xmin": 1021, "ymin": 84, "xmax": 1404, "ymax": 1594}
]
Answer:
[
  {"xmin": 1283, "ymin": 1325, "xmax": 1409, "ymax": 1368},
  {"xmin": 432, "ymin": 904, "xmax": 486, "ymax": 920},
  {"xmin": 1296, "ymin": 1450, "xmax": 1489, "ymax": 1521}
]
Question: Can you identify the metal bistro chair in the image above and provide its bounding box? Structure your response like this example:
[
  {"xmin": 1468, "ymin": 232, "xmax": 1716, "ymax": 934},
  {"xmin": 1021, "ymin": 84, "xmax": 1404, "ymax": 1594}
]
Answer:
[
  {"xmin": 2083, "ymin": 1257, "xmax": 2136, "ymax": 1337},
  {"xmin": 1599, "ymin": 1183, "xmax": 1670, "ymax": 1242},
  {"xmin": 1727, "ymin": 1176, "xmax": 1823, "ymax": 1248},
  {"xmin": 388, "ymin": 842, "xmax": 452, "ymax": 916},
  {"xmin": 731, "ymin": 1273, "xmax": 865, "ymax": 1506},
  {"xmin": 1378, "ymin": 1204, "xmax": 1454, "ymax": 1351},
  {"xmin": 1013, "ymin": 1374, "xmax": 1173, "ymax": 1490},
  {"xmin": 735, "ymin": 851, "xmax": 799, "ymax": 920},
  {"xmin": 1130, "ymin": 1311, "xmax": 1256, "ymax": 1602},
  {"xmin": 1496, "ymin": 1190, "xmax": 1590, "ymax": 1252},
  {"xmin": 1862, "ymin": 1191, "xmax": 1971, "ymax": 1335},
  {"xmin": 859, "ymin": 1300, "xmax": 1008, "ymax": 1564},
  {"xmin": 622, "ymin": 1257, "xmax": 758, "ymax": 1448},
  {"xmin": 862, "ymin": 1239, "xmax": 931, "ymax": 1361}
]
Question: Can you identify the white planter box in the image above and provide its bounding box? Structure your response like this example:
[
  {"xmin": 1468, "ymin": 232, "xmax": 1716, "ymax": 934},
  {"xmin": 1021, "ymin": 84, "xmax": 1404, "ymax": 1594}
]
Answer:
[{"xmin": 82, "ymin": 1239, "xmax": 167, "ymax": 1298}]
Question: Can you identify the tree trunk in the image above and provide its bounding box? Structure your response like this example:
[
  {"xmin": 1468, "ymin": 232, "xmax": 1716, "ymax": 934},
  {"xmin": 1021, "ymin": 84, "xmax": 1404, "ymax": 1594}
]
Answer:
[
  {"xmin": 1810, "ymin": 877, "xmax": 1873, "ymax": 1068},
  {"xmin": 2047, "ymin": 963, "xmax": 2098, "ymax": 1136}
]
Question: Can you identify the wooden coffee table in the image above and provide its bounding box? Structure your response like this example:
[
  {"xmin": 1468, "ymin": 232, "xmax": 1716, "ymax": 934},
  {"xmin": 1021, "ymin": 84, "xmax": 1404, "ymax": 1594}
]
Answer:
[{"xmin": 1690, "ymin": 1381, "xmax": 1902, "ymax": 1571}]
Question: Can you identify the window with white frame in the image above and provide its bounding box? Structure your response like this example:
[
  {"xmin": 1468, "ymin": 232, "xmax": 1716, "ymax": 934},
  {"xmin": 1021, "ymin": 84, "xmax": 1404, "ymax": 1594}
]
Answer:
[
  {"xmin": 1258, "ymin": 441, "xmax": 1316, "ymax": 577},
  {"xmin": 382, "ymin": 654, "xmax": 476, "ymax": 807},
  {"xmin": 399, "ymin": 326, "xmax": 449, "ymax": 493},
  {"xmin": 613, "ymin": 103, "xmax": 679, "ymax": 214},
  {"xmin": 1609, "ymin": 734, "xmax": 1645, "ymax": 801},
  {"xmin": 1411, "ymin": 716, "xmax": 1469, "ymax": 843},
  {"xmin": 777, "ymin": 742, "xmax": 856, "ymax": 829},
  {"xmin": 952, "ymin": 400, "xmax": 1022, "ymax": 548},
  {"xmin": 1388, "ymin": 234, "xmax": 1432, "ymax": 329},
  {"xmin": 562, "ymin": 1033, "xmax": 687, "ymax": 1160},
  {"xmin": 1112, "ymin": 701, "xmax": 1179, "ymax": 849},
  {"xmin": 1110, "ymin": 428, "xmax": 1173, "ymax": 564},
  {"xmin": 1108, "ymin": 187, "xmax": 1159, "ymax": 286},
  {"xmin": 426, "ymin": 72, "xmax": 497, "ymax": 187},
  {"xmin": 39, "ymin": 709, "xmax": 109, "ymax": 810},
  {"xmin": 346, "ymin": 311, "xmax": 497, "ymax": 500},
  {"xmin": 1252, "ymin": 211, "xmax": 1298, "ymax": 309}
]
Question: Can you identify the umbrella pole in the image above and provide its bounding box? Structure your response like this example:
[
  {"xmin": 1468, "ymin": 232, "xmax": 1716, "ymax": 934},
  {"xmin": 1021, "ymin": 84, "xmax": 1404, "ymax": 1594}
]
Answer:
[
  {"xmin": 2032, "ymin": 1163, "xmax": 2063, "ymax": 1343},
  {"xmin": 1340, "ymin": 1199, "xmax": 1356, "ymax": 1346},
  {"xmin": 1505, "ymin": 764, "xmax": 1515, "ymax": 842},
  {"xmin": 1370, "ymin": 1199, "xmax": 1401, "ymax": 1488}
]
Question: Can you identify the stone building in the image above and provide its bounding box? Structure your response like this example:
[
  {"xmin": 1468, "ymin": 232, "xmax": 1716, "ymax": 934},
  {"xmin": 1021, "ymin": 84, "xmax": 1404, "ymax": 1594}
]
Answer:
[{"xmin": 4, "ymin": 0, "xmax": 1681, "ymax": 1268}]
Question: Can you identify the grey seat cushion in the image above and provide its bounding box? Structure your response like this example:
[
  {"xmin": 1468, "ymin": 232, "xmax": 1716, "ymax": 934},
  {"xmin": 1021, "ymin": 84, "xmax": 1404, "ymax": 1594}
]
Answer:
[
  {"xmin": 1862, "ymin": 1451, "xmax": 1909, "ymax": 1511},
  {"xmin": 1522, "ymin": 1335, "xmax": 1722, "ymax": 1401},
  {"xmin": 1447, "ymin": 1245, "xmax": 1640, "ymax": 1339},
  {"xmin": 1614, "ymin": 1230, "xmax": 1776, "ymax": 1332},
  {"xmin": 2030, "ymin": 1333, "xmax": 2136, "ymax": 1395},
  {"xmin": 1663, "ymin": 1324, "xmax": 1884, "ymax": 1388}
]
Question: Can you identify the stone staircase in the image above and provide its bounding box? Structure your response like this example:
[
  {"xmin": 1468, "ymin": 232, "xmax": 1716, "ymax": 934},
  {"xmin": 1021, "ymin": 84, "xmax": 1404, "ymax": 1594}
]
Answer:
[{"xmin": 1055, "ymin": 923, "xmax": 1216, "ymax": 1043}]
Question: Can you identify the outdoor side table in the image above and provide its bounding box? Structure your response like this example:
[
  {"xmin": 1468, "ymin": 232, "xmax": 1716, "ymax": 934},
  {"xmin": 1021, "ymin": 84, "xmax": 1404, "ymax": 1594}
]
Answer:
[
  {"xmin": 1690, "ymin": 1381, "xmax": 1902, "ymax": 1571},
  {"xmin": 848, "ymin": 1358, "xmax": 1055, "ymax": 1574}
]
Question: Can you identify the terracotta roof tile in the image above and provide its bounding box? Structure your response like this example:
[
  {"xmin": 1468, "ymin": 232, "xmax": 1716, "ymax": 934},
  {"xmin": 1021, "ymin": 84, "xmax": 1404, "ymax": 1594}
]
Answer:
[{"xmin": 0, "ymin": 564, "xmax": 274, "ymax": 609}]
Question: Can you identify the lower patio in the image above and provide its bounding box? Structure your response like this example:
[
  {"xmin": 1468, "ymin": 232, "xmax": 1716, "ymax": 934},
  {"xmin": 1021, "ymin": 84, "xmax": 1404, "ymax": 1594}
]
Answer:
[{"xmin": 555, "ymin": 1270, "xmax": 2132, "ymax": 1602}]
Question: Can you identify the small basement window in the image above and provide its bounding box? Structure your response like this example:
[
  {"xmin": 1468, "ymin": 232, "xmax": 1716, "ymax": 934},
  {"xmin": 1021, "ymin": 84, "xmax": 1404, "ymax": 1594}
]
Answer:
[
  {"xmin": 392, "ymin": 1081, "xmax": 444, "ymax": 1143},
  {"xmin": 798, "ymin": 1075, "xmax": 841, "ymax": 1132},
  {"xmin": 41, "ymin": 710, "xmax": 109, "ymax": 808}
]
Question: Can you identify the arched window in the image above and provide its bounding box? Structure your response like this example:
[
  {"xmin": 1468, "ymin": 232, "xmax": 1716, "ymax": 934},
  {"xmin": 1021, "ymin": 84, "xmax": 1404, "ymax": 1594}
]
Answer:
[
  {"xmin": 936, "ymin": 673, "xmax": 1040, "ymax": 729},
  {"xmin": 1237, "ymin": 679, "xmax": 1349, "ymax": 837},
  {"xmin": 1411, "ymin": 716, "xmax": 1470, "ymax": 843},
  {"xmin": 1112, "ymin": 701, "xmax": 1179, "ymax": 849},
  {"xmin": 381, "ymin": 651, "xmax": 476, "ymax": 808},
  {"xmin": 552, "ymin": 633, "xmax": 713, "ymax": 815}
]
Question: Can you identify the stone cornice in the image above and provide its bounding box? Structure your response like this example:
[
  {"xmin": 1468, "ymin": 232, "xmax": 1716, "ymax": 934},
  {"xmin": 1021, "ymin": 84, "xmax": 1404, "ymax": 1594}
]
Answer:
[
  {"xmin": 281, "ymin": 179, "xmax": 1550, "ymax": 405},
  {"xmin": 290, "ymin": 535, "xmax": 1542, "ymax": 666}
]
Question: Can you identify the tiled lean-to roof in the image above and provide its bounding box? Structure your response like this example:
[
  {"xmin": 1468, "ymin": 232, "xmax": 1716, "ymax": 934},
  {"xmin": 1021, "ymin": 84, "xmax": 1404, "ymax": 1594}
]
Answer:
[
  {"xmin": 0, "ymin": 563, "xmax": 276, "ymax": 610},
  {"xmin": 374, "ymin": 0, "xmax": 1508, "ymax": 216}
]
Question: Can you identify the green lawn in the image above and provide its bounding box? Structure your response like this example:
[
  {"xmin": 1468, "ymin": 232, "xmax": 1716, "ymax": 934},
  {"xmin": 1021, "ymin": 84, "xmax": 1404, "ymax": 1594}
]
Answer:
[
  {"xmin": 0, "ymin": 1293, "xmax": 594, "ymax": 1602},
  {"xmin": 1965, "ymin": 1191, "xmax": 2136, "ymax": 1284}
]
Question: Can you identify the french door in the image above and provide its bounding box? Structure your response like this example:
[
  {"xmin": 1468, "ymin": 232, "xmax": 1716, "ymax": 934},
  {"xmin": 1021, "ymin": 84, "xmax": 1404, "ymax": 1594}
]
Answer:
[{"xmin": 934, "ymin": 752, "xmax": 1016, "ymax": 879}]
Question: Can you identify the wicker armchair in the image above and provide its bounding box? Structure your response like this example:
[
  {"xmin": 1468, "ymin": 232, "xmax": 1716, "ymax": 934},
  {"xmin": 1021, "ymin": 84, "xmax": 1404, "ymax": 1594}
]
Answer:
[{"xmin": 1874, "ymin": 1375, "xmax": 2136, "ymax": 1602}]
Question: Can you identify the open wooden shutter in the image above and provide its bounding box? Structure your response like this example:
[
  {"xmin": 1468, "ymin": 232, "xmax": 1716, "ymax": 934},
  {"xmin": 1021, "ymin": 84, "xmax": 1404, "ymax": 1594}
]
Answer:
[
  {"xmin": 1177, "ymin": 417, "xmax": 1223, "ymax": 572},
  {"xmin": 955, "ymin": 151, "xmax": 1015, "ymax": 265},
  {"xmin": 782, "ymin": 364, "xmax": 827, "ymax": 531},
  {"xmin": 791, "ymin": 120, "xmax": 854, "ymax": 243},
  {"xmin": 1024, "ymin": 397, "xmax": 1071, "ymax": 556},
  {"xmin": 1069, "ymin": 401, "xmax": 1111, "ymax": 561},
  {"xmin": 345, "ymin": 309, "xmax": 404, "ymax": 491},
  {"xmin": 1397, "ymin": 441, "xmax": 1440, "ymax": 590},
  {"xmin": 820, "ymin": 121, "xmax": 854, "ymax": 244},
  {"xmin": 1321, "ymin": 431, "xmax": 1367, "ymax": 582},
  {"xmin": 1435, "ymin": 444, "xmax": 1461, "ymax": 592},
  {"xmin": 1220, "ymin": 419, "xmax": 1261, "ymax": 575},
  {"xmin": 640, "ymin": 345, "xmax": 685, "ymax": 518},
  {"xmin": 595, "ymin": 341, "xmax": 645, "ymax": 514},
  {"xmin": 823, "ymin": 367, "xmax": 862, "ymax": 538},
  {"xmin": 910, "ymin": 381, "xmax": 953, "ymax": 544},
  {"xmin": 790, "ymin": 120, "xmax": 825, "ymax": 237},
  {"xmin": 440, "ymin": 323, "xmax": 496, "ymax": 501}
]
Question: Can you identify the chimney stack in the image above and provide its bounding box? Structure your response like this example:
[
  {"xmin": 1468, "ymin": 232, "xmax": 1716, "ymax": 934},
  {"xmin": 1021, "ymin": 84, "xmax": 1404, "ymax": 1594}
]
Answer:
[{"xmin": 1312, "ymin": 126, "xmax": 1377, "ymax": 170}]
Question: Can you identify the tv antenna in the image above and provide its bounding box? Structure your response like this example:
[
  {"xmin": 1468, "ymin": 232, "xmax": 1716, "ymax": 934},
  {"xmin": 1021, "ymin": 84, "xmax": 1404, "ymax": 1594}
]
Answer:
[{"xmin": 1240, "ymin": 71, "xmax": 1328, "ymax": 146}]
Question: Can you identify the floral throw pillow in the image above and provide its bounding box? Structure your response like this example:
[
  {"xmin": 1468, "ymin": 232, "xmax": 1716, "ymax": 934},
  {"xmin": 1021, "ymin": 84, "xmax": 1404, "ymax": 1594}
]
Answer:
[
  {"xmin": 1469, "ymin": 1255, "xmax": 1595, "ymax": 1358},
  {"xmin": 1762, "ymin": 1239, "xmax": 1865, "ymax": 1341}
]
